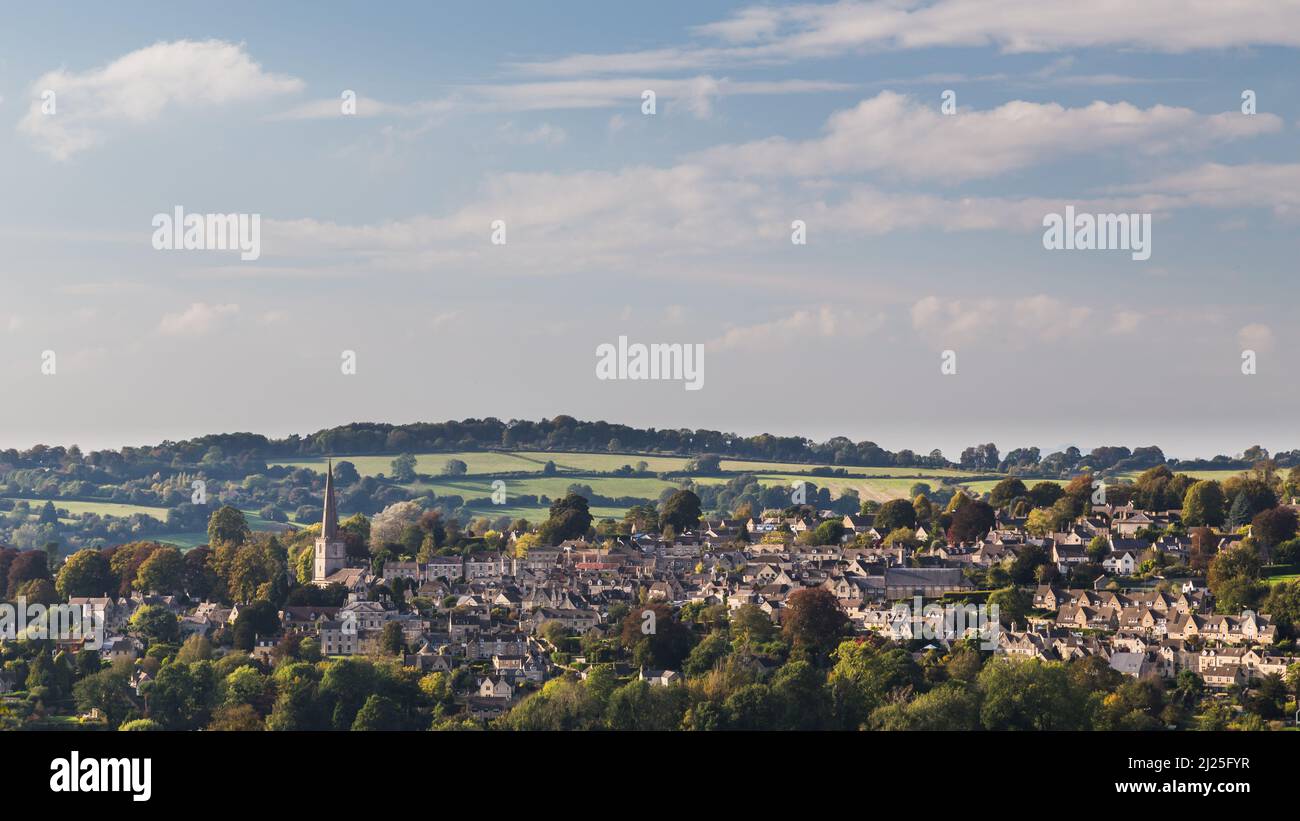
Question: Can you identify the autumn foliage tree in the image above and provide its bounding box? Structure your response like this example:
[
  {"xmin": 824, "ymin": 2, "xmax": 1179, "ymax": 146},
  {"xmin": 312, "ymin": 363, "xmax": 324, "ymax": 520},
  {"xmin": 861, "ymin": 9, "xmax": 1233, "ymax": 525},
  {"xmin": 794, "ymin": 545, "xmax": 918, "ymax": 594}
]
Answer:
[{"xmin": 782, "ymin": 588, "xmax": 849, "ymax": 666}]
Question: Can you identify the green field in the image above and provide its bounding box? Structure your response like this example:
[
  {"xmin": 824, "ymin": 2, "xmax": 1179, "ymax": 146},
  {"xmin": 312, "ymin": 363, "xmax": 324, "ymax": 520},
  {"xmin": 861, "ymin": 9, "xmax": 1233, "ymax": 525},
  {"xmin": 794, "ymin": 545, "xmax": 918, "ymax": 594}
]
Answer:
[
  {"xmin": 4, "ymin": 498, "xmax": 170, "ymax": 520},
  {"xmin": 271, "ymin": 451, "xmax": 543, "ymax": 476},
  {"xmin": 512, "ymin": 451, "xmax": 690, "ymax": 473},
  {"xmin": 1263, "ymin": 565, "xmax": 1300, "ymax": 586},
  {"xmin": 1113, "ymin": 468, "xmax": 1248, "ymax": 482},
  {"xmin": 152, "ymin": 531, "xmax": 213, "ymax": 549},
  {"xmin": 412, "ymin": 475, "xmax": 684, "ymax": 501},
  {"xmin": 456, "ymin": 504, "xmax": 629, "ymax": 523},
  {"xmin": 270, "ymin": 449, "xmax": 998, "ymax": 502}
]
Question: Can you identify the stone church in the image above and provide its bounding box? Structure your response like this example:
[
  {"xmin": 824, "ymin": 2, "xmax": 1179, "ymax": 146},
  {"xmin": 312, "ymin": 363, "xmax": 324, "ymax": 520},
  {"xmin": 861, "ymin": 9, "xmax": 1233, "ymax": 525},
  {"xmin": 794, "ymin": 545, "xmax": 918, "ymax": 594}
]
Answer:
[{"xmin": 313, "ymin": 460, "xmax": 352, "ymax": 585}]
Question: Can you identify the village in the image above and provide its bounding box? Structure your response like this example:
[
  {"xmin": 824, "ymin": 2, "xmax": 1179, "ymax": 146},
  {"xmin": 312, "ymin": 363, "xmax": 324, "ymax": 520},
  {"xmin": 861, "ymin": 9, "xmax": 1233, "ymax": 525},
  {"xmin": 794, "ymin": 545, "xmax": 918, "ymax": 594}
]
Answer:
[{"xmin": 20, "ymin": 460, "xmax": 1293, "ymax": 730}]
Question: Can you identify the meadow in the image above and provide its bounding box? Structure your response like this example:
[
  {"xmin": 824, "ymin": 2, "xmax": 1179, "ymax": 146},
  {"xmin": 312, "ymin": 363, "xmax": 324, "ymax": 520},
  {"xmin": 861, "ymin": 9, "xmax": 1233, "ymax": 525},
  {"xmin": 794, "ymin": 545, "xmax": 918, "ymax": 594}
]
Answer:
[
  {"xmin": 20, "ymin": 451, "xmax": 1248, "ymax": 549},
  {"xmin": 265, "ymin": 450, "xmax": 1022, "ymax": 514}
]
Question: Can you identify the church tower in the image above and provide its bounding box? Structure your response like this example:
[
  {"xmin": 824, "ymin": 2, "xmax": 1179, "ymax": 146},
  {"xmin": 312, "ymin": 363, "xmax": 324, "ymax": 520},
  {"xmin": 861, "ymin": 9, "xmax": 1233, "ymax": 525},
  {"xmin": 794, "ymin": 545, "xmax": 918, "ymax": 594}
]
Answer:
[{"xmin": 313, "ymin": 459, "xmax": 348, "ymax": 584}]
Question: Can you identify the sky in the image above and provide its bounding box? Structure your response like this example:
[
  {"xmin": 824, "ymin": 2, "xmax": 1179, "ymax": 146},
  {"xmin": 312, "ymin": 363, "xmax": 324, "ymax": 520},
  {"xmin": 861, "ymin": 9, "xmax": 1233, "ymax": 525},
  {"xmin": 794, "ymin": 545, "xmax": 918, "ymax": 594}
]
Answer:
[{"xmin": 0, "ymin": 0, "xmax": 1298, "ymax": 460}]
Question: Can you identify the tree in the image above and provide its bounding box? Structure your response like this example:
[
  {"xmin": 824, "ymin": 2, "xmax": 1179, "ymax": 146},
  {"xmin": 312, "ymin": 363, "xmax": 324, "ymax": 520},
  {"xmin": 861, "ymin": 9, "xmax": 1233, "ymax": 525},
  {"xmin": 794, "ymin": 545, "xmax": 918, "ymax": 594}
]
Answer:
[
  {"xmin": 333, "ymin": 461, "xmax": 361, "ymax": 485},
  {"xmin": 723, "ymin": 683, "xmax": 778, "ymax": 730},
  {"xmin": 948, "ymin": 500, "xmax": 996, "ymax": 543},
  {"xmin": 135, "ymin": 547, "xmax": 185, "ymax": 595},
  {"xmin": 1028, "ymin": 481, "xmax": 1065, "ymax": 509},
  {"xmin": 1227, "ymin": 480, "xmax": 1277, "ymax": 529},
  {"xmin": 1207, "ymin": 541, "xmax": 1266, "ymax": 614},
  {"xmin": 988, "ymin": 478, "xmax": 1028, "ymax": 509},
  {"xmin": 162, "ymin": 637, "xmax": 205, "ymax": 671},
  {"xmin": 988, "ymin": 586, "xmax": 1032, "ymax": 628},
  {"xmin": 1263, "ymin": 581, "xmax": 1300, "ymax": 641},
  {"xmin": 207, "ymin": 506, "xmax": 251, "ymax": 548},
  {"xmin": 1182, "ymin": 480, "xmax": 1226, "ymax": 528},
  {"xmin": 119, "ymin": 719, "xmax": 162, "ymax": 731},
  {"xmin": 7, "ymin": 550, "xmax": 49, "ymax": 597},
  {"xmin": 1009, "ymin": 543, "xmax": 1048, "ymax": 585},
  {"xmin": 351, "ymin": 694, "xmax": 404, "ymax": 730},
  {"xmin": 685, "ymin": 454, "xmax": 722, "ymax": 474},
  {"xmin": 232, "ymin": 600, "xmax": 280, "ymax": 649},
  {"xmin": 370, "ymin": 500, "xmax": 423, "ymax": 553},
  {"xmin": 605, "ymin": 680, "xmax": 688, "ymax": 731},
  {"xmin": 1213, "ymin": 575, "xmax": 1267, "ymax": 614},
  {"xmin": 769, "ymin": 659, "xmax": 830, "ymax": 730},
  {"xmin": 1251, "ymin": 506, "xmax": 1297, "ymax": 551},
  {"xmin": 874, "ymin": 499, "xmax": 917, "ymax": 532},
  {"xmin": 660, "ymin": 490, "xmax": 703, "ymax": 533},
  {"xmin": 871, "ymin": 683, "xmax": 981, "ymax": 730},
  {"xmin": 811, "ymin": 520, "xmax": 847, "ymax": 545},
  {"xmin": 977, "ymin": 658, "xmax": 1092, "ymax": 730},
  {"xmin": 380, "ymin": 622, "xmax": 405, "ymax": 656},
  {"xmin": 731, "ymin": 605, "xmax": 776, "ymax": 647},
  {"xmin": 74, "ymin": 668, "xmax": 135, "ymax": 728},
  {"xmin": 1087, "ymin": 534, "xmax": 1110, "ymax": 563},
  {"xmin": 619, "ymin": 603, "xmax": 694, "ymax": 670},
  {"xmin": 1025, "ymin": 507, "xmax": 1062, "ymax": 537},
  {"xmin": 391, "ymin": 453, "xmax": 418, "ymax": 481},
  {"xmin": 827, "ymin": 641, "xmax": 923, "ymax": 729},
  {"xmin": 208, "ymin": 704, "xmax": 264, "ymax": 731},
  {"xmin": 440, "ymin": 458, "xmax": 468, "ymax": 477},
  {"xmin": 227, "ymin": 541, "xmax": 284, "ymax": 604},
  {"xmin": 55, "ymin": 549, "xmax": 112, "ymax": 598},
  {"xmin": 1208, "ymin": 543, "xmax": 1262, "ymax": 590},
  {"xmin": 682, "ymin": 632, "xmax": 731, "ymax": 677},
  {"xmin": 782, "ymin": 588, "xmax": 849, "ymax": 665},
  {"xmin": 145, "ymin": 663, "xmax": 209, "ymax": 730},
  {"xmin": 129, "ymin": 605, "xmax": 179, "ymax": 645},
  {"xmin": 183, "ymin": 547, "xmax": 220, "ymax": 600},
  {"xmin": 539, "ymin": 493, "xmax": 593, "ymax": 545}
]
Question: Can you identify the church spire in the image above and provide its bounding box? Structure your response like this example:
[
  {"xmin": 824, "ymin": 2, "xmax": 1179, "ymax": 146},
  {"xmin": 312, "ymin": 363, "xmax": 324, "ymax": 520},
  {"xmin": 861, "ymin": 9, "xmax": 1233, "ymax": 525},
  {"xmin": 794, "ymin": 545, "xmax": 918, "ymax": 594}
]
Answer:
[{"xmin": 322, "ymin": 458, "xmax": 339, "ymax": 539}]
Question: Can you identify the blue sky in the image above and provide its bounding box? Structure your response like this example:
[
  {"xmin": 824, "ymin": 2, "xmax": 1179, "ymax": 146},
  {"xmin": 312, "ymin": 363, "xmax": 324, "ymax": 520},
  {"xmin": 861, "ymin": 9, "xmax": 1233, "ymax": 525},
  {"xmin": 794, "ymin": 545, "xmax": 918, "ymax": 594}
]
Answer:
[{"xmin": 1, "ymin": 1, "xmax": 1298, "ymax": 459}]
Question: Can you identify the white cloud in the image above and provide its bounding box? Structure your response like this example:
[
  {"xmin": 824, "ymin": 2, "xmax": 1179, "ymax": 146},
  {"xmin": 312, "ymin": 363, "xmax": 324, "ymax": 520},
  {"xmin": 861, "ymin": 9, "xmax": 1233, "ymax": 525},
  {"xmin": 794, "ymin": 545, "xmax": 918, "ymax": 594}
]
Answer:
[
  {"xmin": 911, "ymin": 294, "xmax": 1093, "ymax": 344},
  {"xmin": 20, "ymin": 39, "xmax": 303, "ymax": 159},
  {"xmin": 496, "ymin": 121, "xmax": 568, "ymax": 146},
  {"xmin": 271, "ymin": 76, "xmax": 849, "ymax": 121},
  {"xmin": 695, "ymin": 92, "xmax": 1280, "ymax": 183},
  {"xmin": 430, "ymin": 311, "xmax": 459, "ymax": 329},
  {"xmin": 518, "ymin": 1, "xmax": 1300, "ymax": 75},
  {"xmin": 158, "ymin": 302, "xmax": 240, "ymax": 336},
  {"xmin": 712, "ymin": 306, "xmax": 881, "ymax": 351},
  {"xmin": 1238, "ymin": 323, "xmax": 1275, "ymax": 353},
  {"xmin": 273, "ymin": 95, "xmax": 453, "ymax": 121},
  {"xmin": 1112, "ymin": 163, "xmax": 1300, "ymax": 219},
  {"xmin": 1109, "ymin": 311, "xmax": 1144, "ymax": 335}
]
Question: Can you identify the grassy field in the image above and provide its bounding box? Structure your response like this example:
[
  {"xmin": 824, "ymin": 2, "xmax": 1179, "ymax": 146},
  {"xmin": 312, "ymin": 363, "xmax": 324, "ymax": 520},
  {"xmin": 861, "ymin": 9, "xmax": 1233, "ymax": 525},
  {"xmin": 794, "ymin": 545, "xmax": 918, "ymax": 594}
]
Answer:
[
  {"xmin": 412, "ymin": 475, "xmax": 683, "ymax": 501},
  {"xmin": 1113, "ymin": 468, "xmax": 1248, "ymax": 482},
  {"xmin": 3, "ymin": 498, "xmax": 170, "ymax": 520},
  {"xmin": 456, "ymin": 504, "xmax": 629, "ymax": 522},
  {"xmin": 271, "ymin": 451, "xmax": 543, "ymax": 476},
  {"xmin": 511, "ymin": 451, "xmax": 691, "ymax": 473},
  {"xmin": 270, "ymin": 449, "xmax": 997, "ymax": 498},
  {"xmin": 1263, "ymin": 565, "xmax": 1300, "ymax": 586}
]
